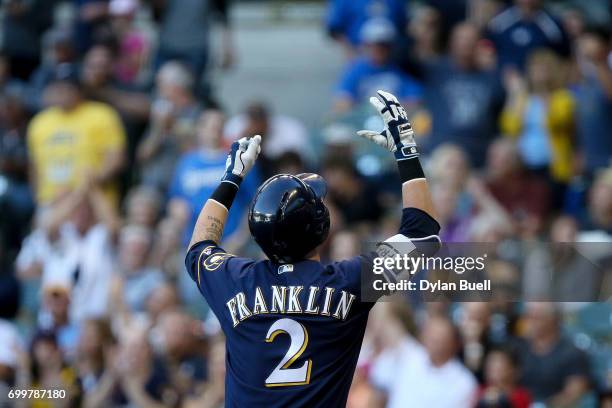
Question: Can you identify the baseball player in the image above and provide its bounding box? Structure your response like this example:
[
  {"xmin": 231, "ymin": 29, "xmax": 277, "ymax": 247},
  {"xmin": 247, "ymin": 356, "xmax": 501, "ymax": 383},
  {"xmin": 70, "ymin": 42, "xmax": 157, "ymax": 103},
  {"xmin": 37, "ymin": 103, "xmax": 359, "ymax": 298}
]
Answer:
[{"xmin": 185, "ymin": 91, "xmax": 440, "ymax": 407}]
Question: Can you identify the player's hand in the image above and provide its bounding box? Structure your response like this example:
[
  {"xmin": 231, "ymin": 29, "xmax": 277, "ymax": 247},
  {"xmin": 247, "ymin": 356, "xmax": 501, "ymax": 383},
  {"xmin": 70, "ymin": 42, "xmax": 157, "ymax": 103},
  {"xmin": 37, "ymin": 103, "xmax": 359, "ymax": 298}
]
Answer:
[
  {"xmin": 222, "ymin": 135, "xmax": 262, "ymax": 182},
  {"xmin": 357, "ymin": 90, "xmax": 418, "ymax": 161}
]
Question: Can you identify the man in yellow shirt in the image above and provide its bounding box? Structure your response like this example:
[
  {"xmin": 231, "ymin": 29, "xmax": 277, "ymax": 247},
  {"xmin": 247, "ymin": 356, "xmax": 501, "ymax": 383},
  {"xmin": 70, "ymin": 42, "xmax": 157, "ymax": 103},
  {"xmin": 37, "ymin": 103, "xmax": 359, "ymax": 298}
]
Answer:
[{"xmin": 28, "ymin": 64, "xmax": 126, "ymax": 206}]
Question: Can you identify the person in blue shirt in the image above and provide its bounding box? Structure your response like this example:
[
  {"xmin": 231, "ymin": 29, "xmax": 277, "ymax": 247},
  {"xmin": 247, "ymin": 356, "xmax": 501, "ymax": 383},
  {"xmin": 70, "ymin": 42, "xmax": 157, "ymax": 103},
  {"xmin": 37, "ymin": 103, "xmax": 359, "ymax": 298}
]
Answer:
[
  {"xmin": 184, "ymin": 91, "xmax": 440, "ymax": 407},
  {"xmin": 168, "ymin": 109, "xmax": 260, "ymax": 247},
  {"xmin": 420, "ymin": 22, "xmax": 505, "ymax": 168},
  {"xmin": 326, "ymin": 0, "xmax": 407, "ymax": 54},
  {"xmin": 573, "ymin": 27, "xmax": 612, "ymax": 178},
  {"xmin": 486, "ymin": 0, "xmax": 570, "ymax": 71},
  {"xmin": 334, "ymin": 18, "xmax": 422, "ymax": 112}
]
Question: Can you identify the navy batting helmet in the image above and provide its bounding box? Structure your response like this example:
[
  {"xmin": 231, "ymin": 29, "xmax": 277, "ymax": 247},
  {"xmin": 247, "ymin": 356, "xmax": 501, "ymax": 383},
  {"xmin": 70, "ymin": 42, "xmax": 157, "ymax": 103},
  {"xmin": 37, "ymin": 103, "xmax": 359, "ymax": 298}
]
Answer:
[{"xmin": 248, "ymin": 173, "xmax": 330, "ymax": 264}]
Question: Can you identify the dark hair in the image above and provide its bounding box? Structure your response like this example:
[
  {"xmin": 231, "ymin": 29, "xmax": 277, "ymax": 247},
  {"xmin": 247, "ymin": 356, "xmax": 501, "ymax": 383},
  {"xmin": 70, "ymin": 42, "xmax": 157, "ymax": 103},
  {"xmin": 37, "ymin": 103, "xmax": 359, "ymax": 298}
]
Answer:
[
  {"xmin": 275, "ymin": 151, "xmax": 304, "ymax": 173},
  {"xmin": 582, "ymin": 25, "xmax": 611, "ymax": 43},
  {"xmin": 29, "ymin": 331, "xmax": 59, "ymax": 382},
  {"xmin": 322, "ymin": 155, "xmax": 358, "ymax": 177},
  {"xmin": 487, "ymin": 344, "xmax": 520, "ymax": 369},
  {"xmin": 246, "ymin": 102, "xmax": 269, "ymax": 121},
  {"xmin": 81, "ymin": 319, "xmax": 115, "ymax": 375}
]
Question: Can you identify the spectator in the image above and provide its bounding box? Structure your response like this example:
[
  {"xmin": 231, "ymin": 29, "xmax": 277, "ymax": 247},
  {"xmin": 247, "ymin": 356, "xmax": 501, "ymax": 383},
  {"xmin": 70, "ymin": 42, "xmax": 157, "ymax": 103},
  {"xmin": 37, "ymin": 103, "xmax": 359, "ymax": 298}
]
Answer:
[
  {"xmin": 37, "ymin": 275, "xmax": 80, "ymax": 355},
  {"xmin": 106, "ymin": 328, "xmax": 179, "ymax": 407},
  {"xmin": 73, "ymin": 0, "xmax": 112, "ymax": 55},
  {"xmin": 15, "ymin": 330, "xmax": 81, "ymax": 405},
  {"xmin": 486, "ymin": 0, "xmax": 570, "ymax": 71},
  {"xmin": 484, "ymin": 138, "xmax": 551, "ymax": 238},
  {"xmin": 515, "ymin": 302, "xmax": 590, "ymax": 405},
  {"xmin": 150, "ymin": 217, "xmax": 184, "ymax": 278},
  {"xmin": 144, "ymin": 283, "xmax": 180, "ymax": 325},
  {"xmin": 579, "ymin": 167, "xmax": 612, "ymax": 241},
  {"xmin": 321, "ymin": 156, "xmax": 384, "ymax": 224},
  {"xmin": 114, "ymin": 225, "xmax": 164, "ymax": 312},
  {"xmin": 224, "ymin": 101, "xmax": 313, "ymax": 176},
  {"xmin": 137, "ymin": 61, "xmax": 201, "ymax": 190},
  {"xmin": 561, "ymin": 6, "xmax": 586, "ymax": 42},
  {"xmin": 458, "ymin": 302, "xmax": 496, "ymax": 382},
  {"xmin": 325, "ymin": 0, "xmax": 407, "ymax": 57},
  {"xmin": 75, "ymin": 318, "xmax": 115, "ymax": 401},
  {"xmin": 155, "ymin": 310, "xmax": 207, "ymax": 396},
  {"xmin": 407, "ymin": 6, "xmax": 443, "ymax": 64},
  {"xmin": 0, "ymin": 319, "xmax": 23, "ymax": 388},
  {"xmin": 0, "ymin": 88, "xmax": 31, "ymax": 185},
  {"xmin": 27, "ymin": 64, "xmax": 127, "ymax": 207},
  {"xmin": 109, "ymin": 0, "xmax": 151, "ymax": 86},
  {"xmin": 28, "ymin": 29, "xmax": 77, "ymax": 110},
  {"xmin": 424, "ymin": 0, "xmax": 468, "ymax": 35},
  {"xmin": 427, "ymin": 144, "xmax": 513, "ymax": 242},
  {"xmin": 44, "ymin": 187, "xmax": 119, "ymax": 319},
  {"xmin": 523, "ymin": 215, "xmax": 604, "ymax": 301},
  {"xmin": 501, "ymin": 49, "xmax": 575, "ymax": 190},
  {"xmin": 477, "ymin": 347, "xmax": 532, "ymax": 408},
  {"xmin": 421, "ymin": 23, "xmax": 505, "ymax": 167},
  {"xmin": 15, "ymin": 187, "xmax": 118, "ymax": 327},
  {"xmin": 371, "ymin": 316, "xmax": 477, "ymax": 408},
  {"xmin": 153, "ymin": 0, "xmax": 234, "ymax": 94},
  {"xmin": 0, "ymin": 0, "xmax": 59, "ymax": 80},
  {"xmin": 574, "ymin": 27, "xmax": 612, "ymax": 177},
  {"xmin": 0, "ymin": 87, "xmax": 34, "ymax": 254},
  {"xmin": 123, "ymin": 184, "xmax": 163, "ymax": 228},
  {"xmin": 0, "ymin": 54, "xmax": 24, "ymax": 94},
  {"xmin": 369, "ymin": 300, "xmax": 422, "ymax": 406},
  {"xmin": 168, "ymin": 109, "xmax": 260, "ymax": 247},
  {"xmin": 80, "ymin": 43, "xmax": 151, "ymax": 124},
  {"xmin": 183, "ymin": 337, "xmax": 225, "ymax": 408},
  {"xmin": 334, "ymin": 18, "xmax": 422, "ymax": 113}
]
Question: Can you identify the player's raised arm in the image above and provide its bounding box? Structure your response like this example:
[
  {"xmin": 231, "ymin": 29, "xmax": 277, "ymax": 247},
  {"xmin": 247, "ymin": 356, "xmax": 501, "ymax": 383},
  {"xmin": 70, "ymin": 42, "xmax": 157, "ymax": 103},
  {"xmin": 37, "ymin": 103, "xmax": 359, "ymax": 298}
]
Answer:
[
  {"xmin": 358, "ymin": 90, "xmax": 439, "ymax": 241},
  {"xmin": 188, "ymin": 135, "xmax": 261, "ymax": 248}
]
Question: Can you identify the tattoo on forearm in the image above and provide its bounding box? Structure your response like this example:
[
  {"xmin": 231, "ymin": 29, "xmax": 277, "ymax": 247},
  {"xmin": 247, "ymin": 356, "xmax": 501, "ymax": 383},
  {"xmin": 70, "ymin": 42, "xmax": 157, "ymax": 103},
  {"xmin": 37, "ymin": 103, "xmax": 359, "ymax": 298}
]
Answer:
[{"xmin": 204, "ymin": 215, "xmax": 224, "ymax": 243}]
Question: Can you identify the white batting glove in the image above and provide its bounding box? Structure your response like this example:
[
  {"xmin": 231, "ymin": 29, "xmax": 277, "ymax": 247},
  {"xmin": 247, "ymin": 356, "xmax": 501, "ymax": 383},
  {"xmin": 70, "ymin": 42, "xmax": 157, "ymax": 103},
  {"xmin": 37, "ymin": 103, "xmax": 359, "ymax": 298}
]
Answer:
[
  {"xmin": 222, "ymin": 135, "xmax": 262, "ymax": 184},
  {"xmin": 357, "ymin": 90, "xmax": 418, "ymax": 161}
]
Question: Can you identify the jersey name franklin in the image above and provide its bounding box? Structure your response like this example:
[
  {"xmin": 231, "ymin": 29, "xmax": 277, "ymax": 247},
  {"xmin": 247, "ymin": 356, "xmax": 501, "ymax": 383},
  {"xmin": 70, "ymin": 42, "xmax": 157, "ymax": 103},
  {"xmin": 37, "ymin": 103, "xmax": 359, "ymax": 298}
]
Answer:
[{"xmin": 226, "ymin": 285, "xmax": 357, "ymax": 327}]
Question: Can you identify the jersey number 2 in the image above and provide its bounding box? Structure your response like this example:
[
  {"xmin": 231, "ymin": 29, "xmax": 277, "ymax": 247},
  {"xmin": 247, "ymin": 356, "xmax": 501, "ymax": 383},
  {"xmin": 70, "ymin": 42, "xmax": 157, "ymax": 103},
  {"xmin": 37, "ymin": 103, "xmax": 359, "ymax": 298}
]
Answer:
[{"xmin": 264, "ymin": 318, "xmax": 312, "ymax": 387}]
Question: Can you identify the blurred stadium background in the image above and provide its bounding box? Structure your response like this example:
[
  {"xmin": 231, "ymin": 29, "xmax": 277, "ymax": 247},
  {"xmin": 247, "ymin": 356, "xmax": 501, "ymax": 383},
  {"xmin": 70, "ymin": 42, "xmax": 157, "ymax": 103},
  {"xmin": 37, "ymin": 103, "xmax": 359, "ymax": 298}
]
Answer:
[{"xmin": 0, "ymin": 0, "xmax": 611, "ymax": 407}]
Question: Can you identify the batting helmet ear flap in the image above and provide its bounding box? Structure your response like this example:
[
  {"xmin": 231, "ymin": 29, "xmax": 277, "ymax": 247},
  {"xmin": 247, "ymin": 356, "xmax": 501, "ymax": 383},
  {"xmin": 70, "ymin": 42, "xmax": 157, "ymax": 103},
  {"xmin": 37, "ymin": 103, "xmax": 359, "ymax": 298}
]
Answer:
[{"xmin": 296, "ymin": 173, "xmax": 327, "ymax": 200}]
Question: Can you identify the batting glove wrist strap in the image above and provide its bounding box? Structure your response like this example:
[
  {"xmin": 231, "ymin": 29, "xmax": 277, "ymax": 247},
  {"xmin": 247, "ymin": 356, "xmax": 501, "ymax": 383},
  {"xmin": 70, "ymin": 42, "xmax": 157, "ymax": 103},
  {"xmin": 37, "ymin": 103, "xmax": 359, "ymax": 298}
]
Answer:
[
  {"xmin": 397, "ymin": 157, "xmax": 425, "ymax": 183},
  {"xmin": 210, "ymin": 180, "xmax": 240, "ymax": 211}
]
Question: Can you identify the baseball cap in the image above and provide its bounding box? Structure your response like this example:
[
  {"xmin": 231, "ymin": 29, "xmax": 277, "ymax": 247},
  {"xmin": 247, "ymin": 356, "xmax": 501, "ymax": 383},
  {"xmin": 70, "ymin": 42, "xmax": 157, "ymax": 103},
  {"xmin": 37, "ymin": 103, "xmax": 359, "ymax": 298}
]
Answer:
[{"xmin": 360, "ymin": 18, "xmax": 397, "ymax": 44}]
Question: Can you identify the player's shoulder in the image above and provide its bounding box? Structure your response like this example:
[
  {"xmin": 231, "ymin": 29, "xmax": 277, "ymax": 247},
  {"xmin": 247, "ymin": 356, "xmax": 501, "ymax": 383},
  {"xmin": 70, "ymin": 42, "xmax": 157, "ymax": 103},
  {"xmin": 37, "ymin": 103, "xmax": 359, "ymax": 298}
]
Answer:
[
  {"xmin": 186, "ymin": 240, "xmax": 254, "ymax": 268},
  {"xmin": 185, "ymin": 240, "xmax": 256, "ymax": 283}
]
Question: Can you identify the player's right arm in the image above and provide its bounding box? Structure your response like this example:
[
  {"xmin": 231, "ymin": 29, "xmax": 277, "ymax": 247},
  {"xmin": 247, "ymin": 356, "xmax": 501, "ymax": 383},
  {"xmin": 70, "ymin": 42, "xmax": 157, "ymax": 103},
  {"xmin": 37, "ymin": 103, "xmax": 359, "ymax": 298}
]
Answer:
[{"xmin": 184, "ymin": 135, "xmax": 261, "ymax": 291}]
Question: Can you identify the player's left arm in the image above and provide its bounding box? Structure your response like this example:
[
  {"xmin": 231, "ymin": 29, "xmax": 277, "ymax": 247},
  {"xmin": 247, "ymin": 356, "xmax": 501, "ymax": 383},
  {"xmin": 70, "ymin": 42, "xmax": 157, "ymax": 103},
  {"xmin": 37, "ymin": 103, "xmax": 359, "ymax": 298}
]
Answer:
[
  {"xmin": 188, "ymin": 135, "xmax": 262, "ymax": 248},
  {"xmin": 358, "ymin": 91, "xmax": 441, "ymax": 289}
]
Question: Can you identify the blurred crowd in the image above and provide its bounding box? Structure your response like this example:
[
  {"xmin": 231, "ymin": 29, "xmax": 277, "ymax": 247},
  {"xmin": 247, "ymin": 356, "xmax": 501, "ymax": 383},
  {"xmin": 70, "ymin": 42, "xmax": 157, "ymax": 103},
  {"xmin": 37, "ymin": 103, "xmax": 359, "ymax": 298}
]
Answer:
[{"xmin": 0, "ymin": 0, "xmax": 611, "ymax": 407}]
